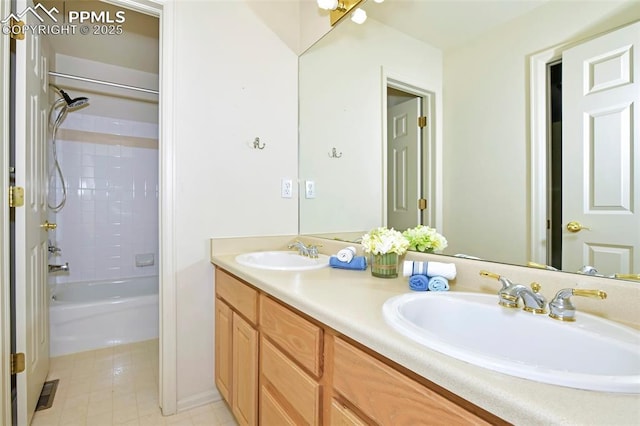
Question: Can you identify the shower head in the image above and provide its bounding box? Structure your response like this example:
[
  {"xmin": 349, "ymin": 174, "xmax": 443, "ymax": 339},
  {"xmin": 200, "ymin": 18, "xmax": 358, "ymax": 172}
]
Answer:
[{"xmin": 58, "ymin": 89, "xmax": 89, "ymax": 108}]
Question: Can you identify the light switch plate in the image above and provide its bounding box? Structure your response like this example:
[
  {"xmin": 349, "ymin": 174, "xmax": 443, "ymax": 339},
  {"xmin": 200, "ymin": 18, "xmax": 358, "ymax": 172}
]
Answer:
[{"xmin": 305, "ymin": 180, "xmax": 316, "ymax": 198}]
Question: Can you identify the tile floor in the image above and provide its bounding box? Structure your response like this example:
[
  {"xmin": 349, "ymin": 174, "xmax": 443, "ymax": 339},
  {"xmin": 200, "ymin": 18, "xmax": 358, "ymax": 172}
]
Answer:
[{"xmin": 31, "ymin": 339, "xmax": 237, "ymax": 426}]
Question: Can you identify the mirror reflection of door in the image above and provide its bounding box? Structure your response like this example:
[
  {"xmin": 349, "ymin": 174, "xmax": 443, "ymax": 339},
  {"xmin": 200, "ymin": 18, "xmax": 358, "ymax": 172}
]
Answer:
[
  {"xmin": 387, "ymin": 94, "xmax": 420, "ymax": 231},
  {"xmin": 551, "ymin": 21, "xmax": 640, "ymax": 276},
  {"xmin": 386, "ymin": 86, "xmax": 434, "ymax": 232}
]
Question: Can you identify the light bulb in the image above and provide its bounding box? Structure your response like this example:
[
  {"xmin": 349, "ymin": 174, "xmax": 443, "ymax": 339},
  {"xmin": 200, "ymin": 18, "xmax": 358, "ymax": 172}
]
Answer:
[
  {"xmin": 351, "ymin": 7, "xmax": 367, "ymax": 24},
  {"xmin": 317, "ymin": 0, "xmax": 338, "ymax": 10},
  {"xmin": 373, "ymin": 0, "xmax": 384, "ymax": 3}
]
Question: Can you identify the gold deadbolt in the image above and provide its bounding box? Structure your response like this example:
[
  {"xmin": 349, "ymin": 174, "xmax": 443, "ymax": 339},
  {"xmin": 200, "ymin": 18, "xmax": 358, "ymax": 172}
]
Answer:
[
  {"xmin": 566, "ymin": 221, "xmax": 590, "ymax": 233},
  {"xmin": 41, "ymin": 221, "xmax": 57, "ymax": 231}
]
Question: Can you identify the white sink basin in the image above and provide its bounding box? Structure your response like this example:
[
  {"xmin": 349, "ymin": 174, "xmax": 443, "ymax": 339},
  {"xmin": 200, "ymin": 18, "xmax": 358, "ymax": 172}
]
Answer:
[
  {"xmin": 235, "ymin": 250, "xmax": 330, "ymax": 271},
  {"xmin": 383, "ymin": 292, "xmax": 640, "ymax": 393}
]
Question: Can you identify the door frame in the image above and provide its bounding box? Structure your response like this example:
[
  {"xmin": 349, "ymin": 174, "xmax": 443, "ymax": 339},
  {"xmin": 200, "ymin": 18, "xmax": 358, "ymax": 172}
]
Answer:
[
  {"xmin": 381, "ymin": 68, "xmax": 442, "ymax": 231},
  {"xmin": 530, "ymin": 45, "xmax": 563, "ymax": 265},
  {"xmin": 1, "ymin": 0, "xmax": 12, "ymax": 423},
  {"xmin": 0, "ymin": 0, "xmax": 178, "ymax": 419},
  {"xmin": 105, "ymin": 0, "xmax": 178, "ymax": 416}
]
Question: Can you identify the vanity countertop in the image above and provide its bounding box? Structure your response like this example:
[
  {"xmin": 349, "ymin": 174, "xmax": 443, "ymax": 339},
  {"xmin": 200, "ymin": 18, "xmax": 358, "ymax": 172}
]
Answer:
[{"xmin": 210, "ymin": 236, "xmax": 640, "ymax": 425}]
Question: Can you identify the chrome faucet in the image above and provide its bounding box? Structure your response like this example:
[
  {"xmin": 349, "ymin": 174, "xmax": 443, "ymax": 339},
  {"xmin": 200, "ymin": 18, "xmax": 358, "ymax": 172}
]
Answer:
[
  {"xmin": 48, "ymin": 263, "xmax": 69, "ymax": 273},
  {"xmin": 516, "ymin": 283, "xmax": 547, "ymax": 314},
  {"xmin": 287, "ymin": 241, "xmax": 321, "ymax": 258},
  {"xmin": 548, "ymin": 288, "xmax": 607, "ymax": 322},
  {"xmin": 288, "ymin": 241, "xmax": 309, "ymax": 256},
  {"xmin": 48, "ymin": 241, "xmax": 61, "ymax": 255},
  {"xmin": 480, "ymin": 270, "xmax": 547, "ymax": 313}
]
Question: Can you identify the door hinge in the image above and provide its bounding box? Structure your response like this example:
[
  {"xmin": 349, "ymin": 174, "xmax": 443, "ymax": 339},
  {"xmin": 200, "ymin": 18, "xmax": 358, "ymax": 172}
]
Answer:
[
  {"xmin": 11, "ymin": 353, "xmax": 25, "ymax": 375},
  {"xmin": 418, "ymin": 198, "xmax": 427, "ymax": 210},
  {"xmin": 9, "ymin": 186, "xmax": 25, "ymax": 208},
  {"xmin": 9, "ymin": 18, "xmax": 26, "ymax": 41},
  {"xmin": 418, "ymin": 116, "xmax": 427, "ymax": 128}
]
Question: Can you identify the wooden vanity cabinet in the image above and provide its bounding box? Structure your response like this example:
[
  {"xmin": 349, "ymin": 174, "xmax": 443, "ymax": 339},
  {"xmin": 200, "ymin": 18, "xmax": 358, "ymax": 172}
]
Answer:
[
  {"xmin": 214, "ymin": 267, "xmax": 504, "ymax": 426},
  {"xmin": 215, "ymin": 269, "xmax": 259, "ymax": 426}
]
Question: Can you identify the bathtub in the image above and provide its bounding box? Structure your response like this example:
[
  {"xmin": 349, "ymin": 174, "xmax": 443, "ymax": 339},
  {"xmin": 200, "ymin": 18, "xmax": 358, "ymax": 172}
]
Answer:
[{"xmin": 49, "ymin": 276, "xmax": 159, "ymax": 357}]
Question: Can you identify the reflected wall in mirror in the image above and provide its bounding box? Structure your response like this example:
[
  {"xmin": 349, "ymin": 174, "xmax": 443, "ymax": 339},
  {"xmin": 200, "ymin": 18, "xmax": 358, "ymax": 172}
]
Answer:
[{"xmin": 298, "ymin": 0, "xmax": 640, "ymax": 280}]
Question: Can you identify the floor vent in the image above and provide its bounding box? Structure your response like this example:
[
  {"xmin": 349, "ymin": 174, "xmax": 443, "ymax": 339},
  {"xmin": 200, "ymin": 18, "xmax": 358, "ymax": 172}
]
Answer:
[{"xmin": 35, "ymin": 379, "xmax": 59, "ymax": 411}]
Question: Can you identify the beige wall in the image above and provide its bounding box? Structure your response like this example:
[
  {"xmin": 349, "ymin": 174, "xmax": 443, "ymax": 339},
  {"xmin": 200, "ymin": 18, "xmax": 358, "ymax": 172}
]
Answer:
[
  {"xmin": 442, "ymin": 0, "xmax": 640, "ymax": 265},
  {"xmin": 171, "ymin": 0, "xmax": 299, "ymax": 406}
]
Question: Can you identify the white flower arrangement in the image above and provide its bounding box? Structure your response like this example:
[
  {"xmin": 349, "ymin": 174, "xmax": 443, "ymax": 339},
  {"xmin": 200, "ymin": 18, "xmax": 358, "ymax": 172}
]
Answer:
[
  {"xmin": 361, "ymin": 227, "xmax": 410, "ymax": 255},
  {"xmin": 402, "ymin": 225, "xmax": 448, "ymax": 253}
]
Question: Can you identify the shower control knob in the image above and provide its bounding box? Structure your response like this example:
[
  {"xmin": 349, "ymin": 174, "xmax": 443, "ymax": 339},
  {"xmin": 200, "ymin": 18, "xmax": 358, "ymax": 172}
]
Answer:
[{"xmin": 41, "ymin": 221, "xmax": 57, "ymax": 231}]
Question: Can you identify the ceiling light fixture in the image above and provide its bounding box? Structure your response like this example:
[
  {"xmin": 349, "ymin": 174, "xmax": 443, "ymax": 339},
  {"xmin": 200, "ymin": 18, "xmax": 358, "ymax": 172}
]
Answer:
[{"xmin": 317, "ymin": 0, "xmax": 364, "ymax": 26}]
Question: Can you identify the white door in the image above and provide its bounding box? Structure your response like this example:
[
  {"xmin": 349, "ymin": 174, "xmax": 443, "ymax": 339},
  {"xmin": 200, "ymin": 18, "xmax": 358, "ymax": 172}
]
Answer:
[
  {"xmin": 562, "ymin": 21, "xmax": 640, "ymax": 275},
  {"xmin": 387, "ymin": 98, "xmax": 421, "ymax": 231},
  {"xmin": 13, "ymin": 0, "xmax": 51, "ymax": 423}
]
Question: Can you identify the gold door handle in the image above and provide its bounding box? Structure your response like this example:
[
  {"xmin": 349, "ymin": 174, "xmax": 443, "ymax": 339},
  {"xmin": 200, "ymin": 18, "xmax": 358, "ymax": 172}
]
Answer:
[
  {"xmin": 41, "ymin": 221, "xmax": 57, "ymax": 231},
  {"xmin": 566, "ymin": 221, "xmax": 590, "ymax": 233}
]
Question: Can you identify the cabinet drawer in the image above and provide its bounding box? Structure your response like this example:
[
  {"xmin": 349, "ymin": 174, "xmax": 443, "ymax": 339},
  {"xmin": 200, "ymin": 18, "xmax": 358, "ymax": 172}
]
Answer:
[
  {"xmin": 333, "ymin": 337, "xmax": 490, "ymax": 425},
  {"xmin": 215, "ymin": 269, "xmax": 258, "ymax": 325},
  {"xmin": 260, "ymin": 295, "xmax": 323, "ymax": 377},
  {"xmin": 260, "ymin": 384, "xmax": 298, "ymax": 426},
  {"xmin": 330, "ymin": 399, "xmax": 368, "ymax": 426},
  {"xmin": 261, "ymin": 337, "xmax": 320, "ymax": 425}
]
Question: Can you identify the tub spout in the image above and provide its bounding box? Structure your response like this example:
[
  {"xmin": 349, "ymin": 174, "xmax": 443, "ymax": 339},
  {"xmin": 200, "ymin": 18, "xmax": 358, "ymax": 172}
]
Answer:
[{"xmin": 48, "ymin": 263, "xmax": 69, "ymax": 273}]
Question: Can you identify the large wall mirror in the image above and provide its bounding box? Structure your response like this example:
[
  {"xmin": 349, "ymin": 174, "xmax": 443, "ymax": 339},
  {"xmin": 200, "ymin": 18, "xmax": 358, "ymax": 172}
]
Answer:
[{"xmin": 299, "ymin": 0, "xmax": 640, "ymax": 281}]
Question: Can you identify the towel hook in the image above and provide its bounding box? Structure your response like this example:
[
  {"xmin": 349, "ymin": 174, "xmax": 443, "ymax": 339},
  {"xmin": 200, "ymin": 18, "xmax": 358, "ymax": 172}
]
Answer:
[
  {"xmin": 253, "ymin": 137, "xmax": 266, "ymax": 150},
  {"xmin": 328, "ymin": 147, "xmax": 342, "ymax": 158}
]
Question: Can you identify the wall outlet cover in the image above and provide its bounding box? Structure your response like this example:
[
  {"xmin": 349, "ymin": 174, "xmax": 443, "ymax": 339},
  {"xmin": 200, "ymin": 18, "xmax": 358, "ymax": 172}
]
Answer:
[
  {"xmin": 305, "ymin": 180, "xmax": 316, "ymax": 198},
  {"xmin": 281, "ymin": 179, "xmax": 293, "ymax": 198}
]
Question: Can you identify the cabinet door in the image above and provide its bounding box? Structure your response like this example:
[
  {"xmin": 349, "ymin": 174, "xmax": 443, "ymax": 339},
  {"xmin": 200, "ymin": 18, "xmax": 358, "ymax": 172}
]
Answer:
[
  {"xmin": 232, "ymin": 313, "xmax": 258, "ymax": 426},
  {"xmin": 214, "ymin": 298, "xmax": 232, "ymax": 403}
]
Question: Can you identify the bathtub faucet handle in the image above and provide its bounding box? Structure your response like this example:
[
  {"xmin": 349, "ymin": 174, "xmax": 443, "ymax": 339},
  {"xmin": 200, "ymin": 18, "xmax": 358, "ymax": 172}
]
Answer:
[
  {"xmin": 48, "ymin": 263, "xmax": 69, "ymax": 273},
  {"xmin": 48, "ymin": 242, "xmax": 61, "ymax": 254}
]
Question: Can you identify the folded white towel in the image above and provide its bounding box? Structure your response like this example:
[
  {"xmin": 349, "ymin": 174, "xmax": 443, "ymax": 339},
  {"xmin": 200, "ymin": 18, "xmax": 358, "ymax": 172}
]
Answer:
[
  {"xmin": 403, "ymin": 260, "xmax": 427, "ymax": 277},
  {"xmin": 337, "ymin": 246, "xmax": 356, "ymax": 263},
  {"xmin": 427, "ymin": 262, "xmax": 456, "ymax": 280},
  {"xmin": 402, "ymin": 260, "xmax": 457, "ymax": 280}
]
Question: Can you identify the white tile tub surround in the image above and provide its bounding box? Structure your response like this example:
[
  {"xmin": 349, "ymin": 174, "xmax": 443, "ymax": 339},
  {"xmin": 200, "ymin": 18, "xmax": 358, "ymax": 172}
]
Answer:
[{"xmin": 49, "ymin": 113, "xmax": 159, "ymax": 284}]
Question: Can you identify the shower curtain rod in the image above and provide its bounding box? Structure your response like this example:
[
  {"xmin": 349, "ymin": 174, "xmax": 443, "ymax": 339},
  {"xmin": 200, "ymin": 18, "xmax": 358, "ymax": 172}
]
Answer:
[{"xmin": 48, "ymin": 71, "xmax": 159, "ymax": 95}]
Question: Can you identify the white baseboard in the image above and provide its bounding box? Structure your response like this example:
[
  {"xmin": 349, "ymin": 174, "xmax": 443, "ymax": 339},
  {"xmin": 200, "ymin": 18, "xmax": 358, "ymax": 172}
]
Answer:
[{"xmin": 176, "ymin": 388, "xmax": 222, "ymax": 413}]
